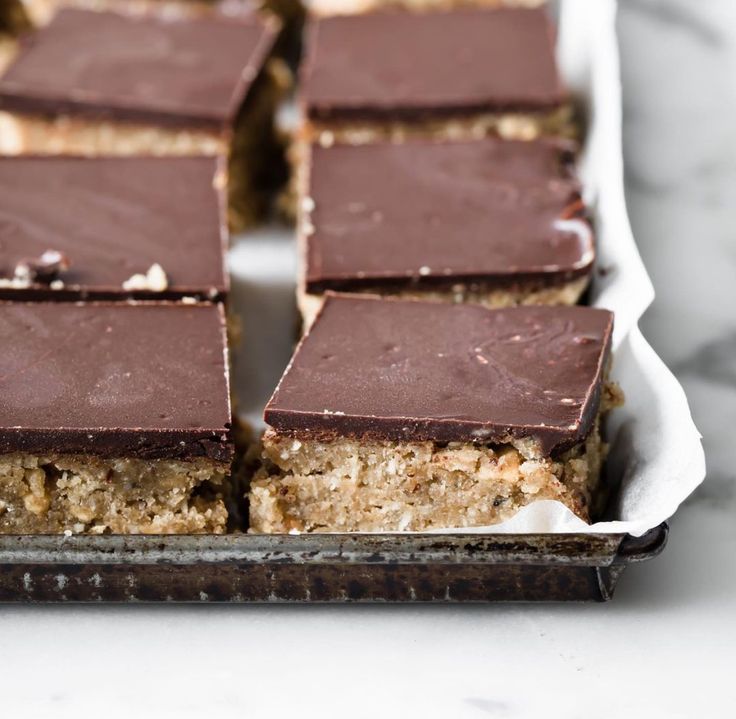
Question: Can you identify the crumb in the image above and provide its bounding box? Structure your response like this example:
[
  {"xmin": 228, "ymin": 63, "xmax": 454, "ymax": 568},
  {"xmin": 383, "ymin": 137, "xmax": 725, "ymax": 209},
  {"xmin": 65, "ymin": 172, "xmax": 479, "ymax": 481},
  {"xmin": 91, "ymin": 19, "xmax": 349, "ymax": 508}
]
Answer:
[
  {"xmin": 122, "ymin": 263, "xmax": 168, "ymax": 292},
  {"xmin": 13, "ymin": 249, "xmax": 70, "ymax": 285},
  {"xmin": 0, "ymin": 276, "xmax": 31, "ymax": 289}
]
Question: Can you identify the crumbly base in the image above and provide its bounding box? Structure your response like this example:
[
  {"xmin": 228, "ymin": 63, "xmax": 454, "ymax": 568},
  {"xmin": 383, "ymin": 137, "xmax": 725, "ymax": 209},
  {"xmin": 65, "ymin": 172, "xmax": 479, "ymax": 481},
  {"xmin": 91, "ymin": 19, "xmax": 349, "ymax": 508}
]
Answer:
[
  {"xmin": 0, "ymin": 109, "xmax": 226, "ymax": 156},
  {"xmin": 0, "ymin": 453, "xmax": 230, "ymax": 534},
  {"xmin": 249, "ymin": 384, "xmax": 623, "ymax": 533},
  {"xmin": 250, "ymin": 422, "xmax": 603, "ymax": 533},
  {"xmin": 297, "ymin": 276, "xmax": 590, "ymax": 330},
  {"xmin": 303, "ymin": 105, "xmax": 577, "ymax": 147}
]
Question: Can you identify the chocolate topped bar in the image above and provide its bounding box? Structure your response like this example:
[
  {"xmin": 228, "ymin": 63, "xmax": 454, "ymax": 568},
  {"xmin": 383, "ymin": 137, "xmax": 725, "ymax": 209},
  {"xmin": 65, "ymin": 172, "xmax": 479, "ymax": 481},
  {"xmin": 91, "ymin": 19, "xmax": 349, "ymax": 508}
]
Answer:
[
  {"xmin": 303, "ymin": 138, "xmax": 592, "ymax": 292},
  {"xmin": 302, "ymin": 8, "xmax": 564, "ymax": 121},
  {"xmin": 265, "ymin": 295, "xmax": 613, "ymax": 455},
  {"xmin": 0, "ymin": 156, "xmax": 228, "ymax": 301},
  {"xmin": 0, "ymin": 7, "xmax": 277, "ymax": 128},
  {"xmin": 0, "ymin": 302, "xmax": 232, "ymax": 461}
]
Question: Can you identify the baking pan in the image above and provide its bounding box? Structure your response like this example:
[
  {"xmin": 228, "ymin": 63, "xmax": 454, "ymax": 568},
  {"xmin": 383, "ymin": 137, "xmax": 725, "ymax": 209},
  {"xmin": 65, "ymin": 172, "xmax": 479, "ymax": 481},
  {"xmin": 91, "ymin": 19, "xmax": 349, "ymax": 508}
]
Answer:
[{"xmin": 0, "ymin": 523, "xmax": 667, "ymax": 603}]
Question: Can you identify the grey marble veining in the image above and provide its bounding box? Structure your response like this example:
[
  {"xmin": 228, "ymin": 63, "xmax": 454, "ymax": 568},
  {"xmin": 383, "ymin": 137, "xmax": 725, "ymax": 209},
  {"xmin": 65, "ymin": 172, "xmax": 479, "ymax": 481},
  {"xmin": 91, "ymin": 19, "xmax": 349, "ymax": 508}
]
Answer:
[{"xmin": 619, "ymin": 0, "xmax": 736, "ymax": 497}]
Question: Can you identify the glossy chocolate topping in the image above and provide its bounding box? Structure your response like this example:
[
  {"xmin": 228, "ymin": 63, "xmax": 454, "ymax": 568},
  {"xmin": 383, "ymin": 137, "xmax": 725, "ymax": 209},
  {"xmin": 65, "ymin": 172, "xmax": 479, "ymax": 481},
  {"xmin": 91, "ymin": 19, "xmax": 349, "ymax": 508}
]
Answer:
[
  {"xmin": 0, "ymin": 8, "xmax": 276, "ymax": 128},
  {"xmin": 302, "ymin": 8, "xmax": 565, "ymax": 121},
  {"xmin": 265, "ymin": 296, "xmax": 613, "ymax": 455},
  {"xmin": 0, "ymin": 156, "xmax": 228, "ymax": 301},
  {"xmin": 304, "ymin": 139, "xmax": 593, "ymax": 292},
  {"xmin": 0, "ymin": 303, "xmax": 232, "ymax": 461}
]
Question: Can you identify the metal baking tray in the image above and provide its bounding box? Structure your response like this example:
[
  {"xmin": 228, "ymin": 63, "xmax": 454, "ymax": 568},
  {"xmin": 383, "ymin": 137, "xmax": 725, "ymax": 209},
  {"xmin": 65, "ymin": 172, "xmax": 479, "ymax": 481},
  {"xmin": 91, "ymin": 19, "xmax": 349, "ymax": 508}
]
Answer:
[{"xmin": 0, "ymin": 523, "xmax": 667, "ymax": 603}]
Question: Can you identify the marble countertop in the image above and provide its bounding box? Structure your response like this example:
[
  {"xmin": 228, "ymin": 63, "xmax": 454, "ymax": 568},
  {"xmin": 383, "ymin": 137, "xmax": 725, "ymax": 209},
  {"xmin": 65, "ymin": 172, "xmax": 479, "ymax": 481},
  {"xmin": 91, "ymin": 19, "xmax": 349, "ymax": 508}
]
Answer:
[{"xmin": 0, "ymin": 2, "xmax": 733, "ymax": 717}]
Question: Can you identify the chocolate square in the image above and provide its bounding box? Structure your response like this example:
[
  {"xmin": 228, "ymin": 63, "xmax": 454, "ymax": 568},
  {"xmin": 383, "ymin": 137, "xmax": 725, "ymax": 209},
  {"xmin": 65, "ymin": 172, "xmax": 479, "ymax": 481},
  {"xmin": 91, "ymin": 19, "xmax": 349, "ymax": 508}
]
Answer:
[
  {"xmin": 302, "ymin": 8, "xmax": 564, "ymax": 121},
  {"xmin": 303, "ymin": 138, "xmax": 593, "ymax": 292},
  {"xmin": 0, "ymin": 7, "xmax": 277, "ymax": 128},
  {"xmin": 0, "ymin": 156, "xmax": 228, "ymax": 301},
  {"xmin": 0, "ymin": 302, "xmax": 232, "ymax": 461}
]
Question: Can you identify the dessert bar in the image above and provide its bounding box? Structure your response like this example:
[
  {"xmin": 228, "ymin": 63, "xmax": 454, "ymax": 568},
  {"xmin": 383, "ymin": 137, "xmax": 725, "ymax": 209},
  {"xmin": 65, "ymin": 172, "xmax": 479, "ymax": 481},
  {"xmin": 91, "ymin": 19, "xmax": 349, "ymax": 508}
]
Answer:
[
  {"xmin": 300, "ymin": 7, "xmax": 573, "ymax": 145},
  {"xmin": 15, "ymin": 0, "xmax": 306, "ymax": 65},
  {"xmin": 0, "ymin": 156, "xmax": 229, "ymax": 302},
  {"xmin": 0, "ymin": 7, "xmax": 287, "ymax": 229},
  {"xmin": 250, "ymin": 295, "xmax": 621, "ymax": 533},
  {"xmin": 0, "ymin": 302, "xmax": 233, "ymax": 534},
  {"xmin": 298, "ymin": 138, "xmax": 593, "ymax": 326}
]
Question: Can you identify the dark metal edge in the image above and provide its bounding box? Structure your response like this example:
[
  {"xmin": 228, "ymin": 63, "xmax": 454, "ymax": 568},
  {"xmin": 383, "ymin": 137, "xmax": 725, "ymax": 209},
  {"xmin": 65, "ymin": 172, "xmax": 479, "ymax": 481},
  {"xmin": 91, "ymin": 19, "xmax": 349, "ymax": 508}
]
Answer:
[
  {"xmin": 0, "ymin": 525, "xmax": 668, "ymax": 603},
  {"xmin": 614, "ymin": 523, "xmax": 669, "ymax": 563},
  {"xmin": 0, "ymin": 531, "xmax": 626, "ymax": 566}
]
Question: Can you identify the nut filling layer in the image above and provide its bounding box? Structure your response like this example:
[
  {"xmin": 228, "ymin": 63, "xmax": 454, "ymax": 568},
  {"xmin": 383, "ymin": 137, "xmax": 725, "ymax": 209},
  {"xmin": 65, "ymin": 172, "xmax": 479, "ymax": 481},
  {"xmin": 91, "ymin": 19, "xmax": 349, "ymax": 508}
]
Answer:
[
  {"xmin": 0, "ymin": 454, "xmax": 229, "ymax": 534},
  {"xmin": 249, "ymin": 390, "xmax": 620, "ymax": 533}
]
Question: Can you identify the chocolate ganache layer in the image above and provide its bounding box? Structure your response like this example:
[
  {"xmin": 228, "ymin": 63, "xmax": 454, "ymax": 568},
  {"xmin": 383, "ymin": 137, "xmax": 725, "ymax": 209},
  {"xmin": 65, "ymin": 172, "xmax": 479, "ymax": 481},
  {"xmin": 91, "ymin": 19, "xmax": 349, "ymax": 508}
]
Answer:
[
  {"xmin": 0, "ymin": 8, "xmax": 277, "ymax": 129},
  {"xmin": 302, "ymin": 8, "xmax": 565, "ymax": 121},
  {"xmin": 0, "ymin": 156, "xmax": 228, "ymax": 301},
  {"xmin": 0, "ymin": 302, "xmax": 233, "ymax": 461},
  {"xmin": 303, "ymin": 138, "xmax": 592, "ymax": 292},
  {"xmin": 265, "ymin": 295, "xmax": 613, "ymax": 456}
]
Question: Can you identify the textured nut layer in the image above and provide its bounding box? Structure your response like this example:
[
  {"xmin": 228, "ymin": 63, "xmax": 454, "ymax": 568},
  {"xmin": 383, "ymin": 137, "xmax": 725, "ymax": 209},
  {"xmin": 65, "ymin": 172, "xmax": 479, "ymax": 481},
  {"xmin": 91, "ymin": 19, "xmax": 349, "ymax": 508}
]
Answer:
[
  {"xmin": 0, "ymin": 453, "xmax": 229, "ymax": 534},
  {"xmin": 249, "ymin": 384, "xmax": 623, "ymax": 533},
  {"xmin": 0, "ymin": 110, "xmax": 225, "ymax": 156},
  {"xmin": 304, "ymin": 106, "xmax": 577, "ymax": 147},
  {"xmin": 297, "ymin": 277, "xmax": 590, "ymax": 330},
  {"xmin": 250, "ymin": 422, "xmax": 604, "ymax": 533}
]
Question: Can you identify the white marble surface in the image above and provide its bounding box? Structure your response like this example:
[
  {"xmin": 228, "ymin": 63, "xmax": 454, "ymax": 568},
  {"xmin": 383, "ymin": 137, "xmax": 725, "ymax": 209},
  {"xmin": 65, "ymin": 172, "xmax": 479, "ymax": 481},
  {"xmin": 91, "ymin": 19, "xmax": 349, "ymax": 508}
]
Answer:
[{"xmin": 1, "ymin": 2, "xmax": 734, "ymax": 717}]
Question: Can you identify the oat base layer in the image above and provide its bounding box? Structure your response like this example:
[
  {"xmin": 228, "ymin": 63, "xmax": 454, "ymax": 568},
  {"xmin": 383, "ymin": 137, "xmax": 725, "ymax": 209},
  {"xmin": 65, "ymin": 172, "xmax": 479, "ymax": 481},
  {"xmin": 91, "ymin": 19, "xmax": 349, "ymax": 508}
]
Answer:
[
  {"xmin": 250, "ymin": 382, "xmax": 623, "ymax": 533},
  {"xmin": 298, "ymin": 276, "xmax": 590, "ymax": 330},
  {"xmin": 0, "ymin": 110, "xmax": 225, "ymax": 157},
  {"xmin": 0, "ymin": 453, "xmax": 229, "ymax": 534},
  {"xmin": 249, "ymin": 422, "xmax": 604, "ymax": 533},
  {"xmin": 304, "ymin": 106, "xmax": 577, "ymax": 148}
]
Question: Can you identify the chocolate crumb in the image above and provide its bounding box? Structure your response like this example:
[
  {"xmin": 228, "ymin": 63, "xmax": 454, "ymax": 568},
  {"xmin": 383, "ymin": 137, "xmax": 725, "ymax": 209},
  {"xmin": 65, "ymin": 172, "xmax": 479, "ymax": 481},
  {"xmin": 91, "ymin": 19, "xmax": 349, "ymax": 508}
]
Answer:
[{"xmin": 14, "ymin": 249, "xmax": 70, "ymax": 285}]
